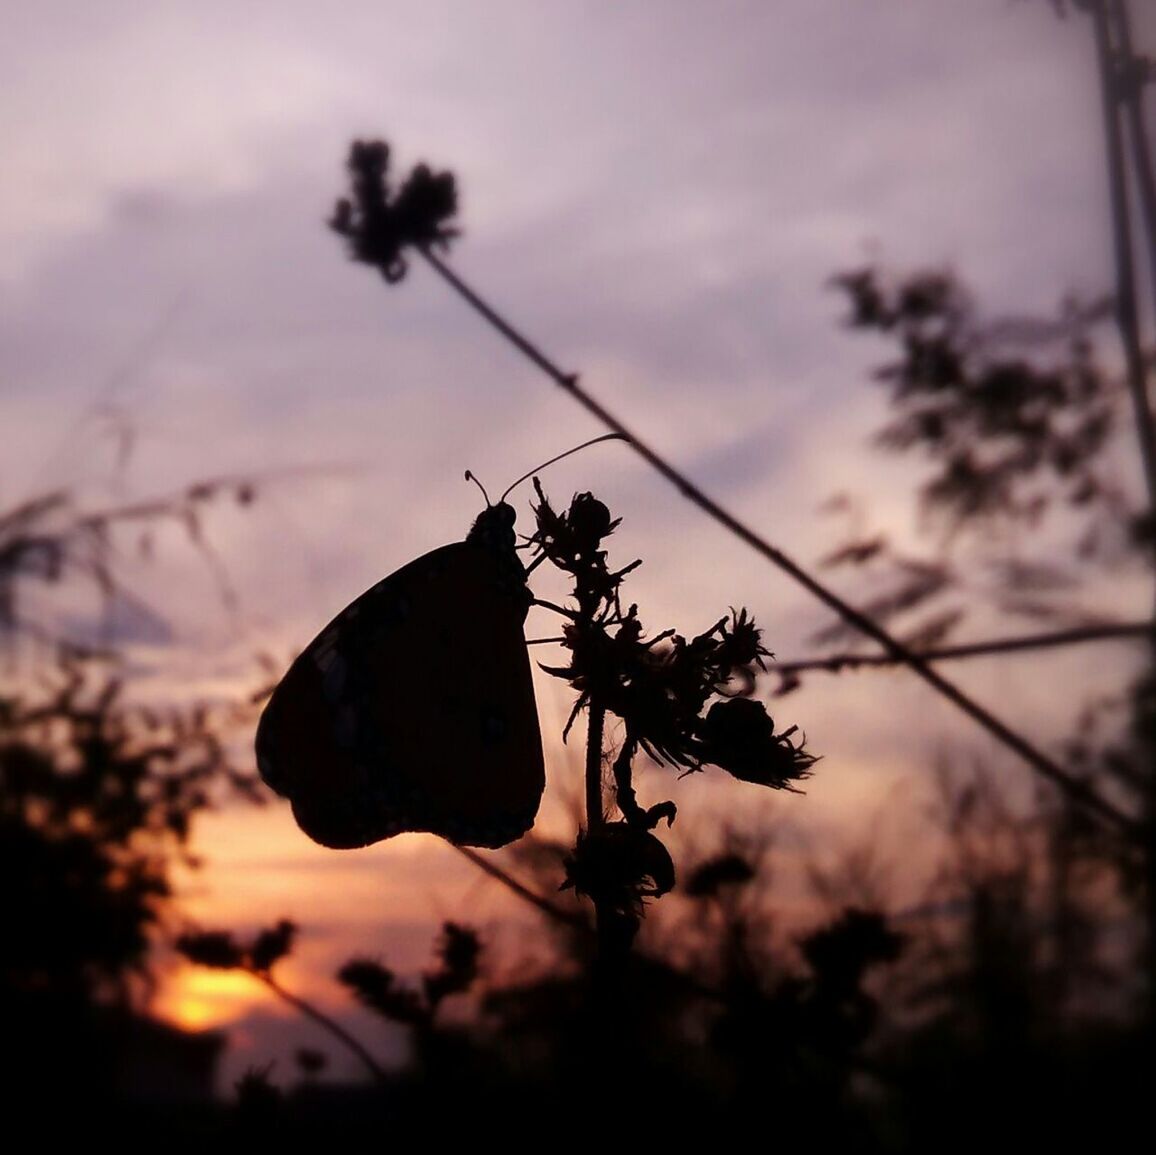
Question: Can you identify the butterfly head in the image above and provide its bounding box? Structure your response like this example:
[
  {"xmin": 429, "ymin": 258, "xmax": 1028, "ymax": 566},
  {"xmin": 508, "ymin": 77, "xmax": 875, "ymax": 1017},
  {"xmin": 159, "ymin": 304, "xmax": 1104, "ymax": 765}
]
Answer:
[
  {"xmin": 465, "ymin": 500, "xmax": 531, "ymax": 613},
  {"xmin": 467, "ymin": 500, "xmax": 518, "ymax": 553}
]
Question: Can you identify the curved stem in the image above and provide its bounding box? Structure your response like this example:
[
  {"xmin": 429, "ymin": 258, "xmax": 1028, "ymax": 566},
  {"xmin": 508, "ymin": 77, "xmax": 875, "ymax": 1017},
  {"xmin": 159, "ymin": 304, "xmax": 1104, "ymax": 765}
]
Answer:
[
  {"xmin": 611, "ymin": 736, "xmax": 645, "ymax": 827},
  {"xmin": 256, "ymin": 969, "xmax": 389, "ymax": 1085}
]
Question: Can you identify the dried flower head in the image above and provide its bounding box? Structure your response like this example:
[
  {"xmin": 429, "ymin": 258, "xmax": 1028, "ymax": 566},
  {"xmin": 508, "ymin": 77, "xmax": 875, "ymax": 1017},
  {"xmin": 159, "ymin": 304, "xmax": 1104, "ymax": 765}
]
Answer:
[{"xmin": 330, "ymin": 139, "xmax": 459, "ymax": 284}]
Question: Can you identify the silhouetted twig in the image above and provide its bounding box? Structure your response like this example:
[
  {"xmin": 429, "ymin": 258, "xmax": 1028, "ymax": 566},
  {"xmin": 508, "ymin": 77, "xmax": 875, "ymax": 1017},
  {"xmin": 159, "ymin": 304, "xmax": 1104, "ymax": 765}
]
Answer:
[
  {"xmin": 259, "ymin": 971, "xmax": 388, "ymax": 1084},
  {"xmin": 773, "ymin": 622, "xmax": 1152, "ymax": 680},
  {"xmin": 177, "ymin": 923, "xmax": 389, "ymax": 1084},
  {"xmin": 454, "ymin": 845, "xmax": 588, "ymax": 929},
  {"xmin": 1089, "ymin": 0, "xmax": 1156, "ymax": 530},
  {"xmin": 1108, "ymin": 0, "xmax": 1156, "ymax": 350}
]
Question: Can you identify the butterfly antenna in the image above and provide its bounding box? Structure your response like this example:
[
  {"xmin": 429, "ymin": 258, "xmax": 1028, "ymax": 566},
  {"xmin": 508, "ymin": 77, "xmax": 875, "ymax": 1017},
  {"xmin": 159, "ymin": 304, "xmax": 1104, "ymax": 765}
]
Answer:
[
  {"xmin": 499, "ymin": 433, "xmax": 628, "ymax": 502},
  {"xmin": 464, "ymin": 470, "xmax": 492, "ymax": 506}
]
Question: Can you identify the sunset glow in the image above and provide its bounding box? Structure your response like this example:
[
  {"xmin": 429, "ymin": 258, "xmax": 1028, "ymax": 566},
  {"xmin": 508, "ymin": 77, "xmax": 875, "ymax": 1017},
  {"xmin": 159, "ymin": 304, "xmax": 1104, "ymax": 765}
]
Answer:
[{"xmin": 156, "ymin": 966, "xmax": 279, "ymax": 1033}]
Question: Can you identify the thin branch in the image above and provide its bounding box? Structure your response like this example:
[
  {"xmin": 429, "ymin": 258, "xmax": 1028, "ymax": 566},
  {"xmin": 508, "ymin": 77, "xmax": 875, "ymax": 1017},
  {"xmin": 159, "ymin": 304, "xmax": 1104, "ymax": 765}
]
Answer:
[
  {"xmin": 453, "ymin": 845, "xmax": 588, "ymax": 929},
  {"xmin": 1110, "ymin": 0, "xmax": 1156, "ymax": 343},
  {"xmin": 256, "ymin": 969, "xmax": 389, "ymax": 1084},
  {"xmin": 1091, "ymin": 1, "xmax": 1156, "ymax": 535},
  {"xmin": 417, "ymin": 244, "xmax": 1139, "ymax": 837},
  {"xmin": 584, "ymin": 700, "xmax": 612, "ymax": 962},
  {"xmin": 1103, "ymin": 0, "xmax": 1156, "ymax": 1033},
  {"xmin": 585, "ymin": 702, "xmax": 606, "ymax": 833},
  {"xmin": 775, "ymin": 622, "xmax": 1153, "ymax": 677}
]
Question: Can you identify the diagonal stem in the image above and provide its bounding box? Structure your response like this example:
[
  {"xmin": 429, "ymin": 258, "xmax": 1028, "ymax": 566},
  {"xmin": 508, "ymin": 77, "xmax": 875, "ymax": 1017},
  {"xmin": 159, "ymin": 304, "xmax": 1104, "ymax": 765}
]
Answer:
[
  {"xmin": 417, "ymin": 244, "xmax": 1138, "ymax": 837},
  {"xmin": 256, "ymin": 969, "xmax": 389, "ymax": 1084},
  {"xmin": 454, "ymin": 845, "xmax": 587, "ymax": 928}
]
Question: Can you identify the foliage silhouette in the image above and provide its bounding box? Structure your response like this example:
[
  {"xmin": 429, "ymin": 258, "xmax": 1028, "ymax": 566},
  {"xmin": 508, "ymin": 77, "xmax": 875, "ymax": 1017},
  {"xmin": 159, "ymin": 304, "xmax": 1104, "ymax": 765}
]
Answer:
[
  {"xmin": 831, "ymin": 266, "xmax": 1123, "ymax": 537},
  {"xmin": 181, "ymin": 842, "xmax": 909, "ymax": 1146},
  {"xmin": 523, "ymin": 483, "xmax": 814, "ymax": 955},
  {"xmin": 0, "ymin": 464, "xmax": 266, "ymax": 1134},
  {"xmin": 812, "ymin": 258, "xmax": 1153, "ymax": 1004},
  {"xmin": 768, "ymin": 5, "xmax": 1156, "ymax": 1134}
]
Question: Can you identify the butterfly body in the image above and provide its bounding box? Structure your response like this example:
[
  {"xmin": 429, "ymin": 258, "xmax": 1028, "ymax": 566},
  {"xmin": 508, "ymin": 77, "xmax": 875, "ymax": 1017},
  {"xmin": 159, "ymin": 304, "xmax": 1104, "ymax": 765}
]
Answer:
[{"xmin": 256, "ymin": 503, "xmax": 545, "ymax": 850}]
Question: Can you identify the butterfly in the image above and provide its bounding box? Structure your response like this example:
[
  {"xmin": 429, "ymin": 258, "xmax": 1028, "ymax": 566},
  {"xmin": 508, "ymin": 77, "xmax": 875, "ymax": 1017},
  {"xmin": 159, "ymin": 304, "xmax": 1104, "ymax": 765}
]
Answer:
[{"xmin": 255, "ymin": 498, "xmax": 545, "ymax": 850}]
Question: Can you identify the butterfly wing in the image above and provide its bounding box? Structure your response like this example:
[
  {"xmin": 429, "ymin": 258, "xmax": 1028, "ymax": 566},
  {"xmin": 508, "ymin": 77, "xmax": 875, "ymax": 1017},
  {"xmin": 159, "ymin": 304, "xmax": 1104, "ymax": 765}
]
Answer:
[{"xmin": 256, "ymin": 540, "xmax": 545, "ymax": 849}]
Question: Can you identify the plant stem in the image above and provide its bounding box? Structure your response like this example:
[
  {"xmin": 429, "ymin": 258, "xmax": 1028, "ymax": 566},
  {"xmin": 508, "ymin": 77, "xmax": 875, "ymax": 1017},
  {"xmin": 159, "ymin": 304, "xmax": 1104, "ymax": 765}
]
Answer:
[
  {"xmin": 583, "ymin": 698, "xmax": 615, "ymax": 965},
  {"xmin": 256, "ymin": 969, "xmax": 389, "ymax": 1085},
  {"xmin": 454, "ymin": 845, "xmax": 588, "ymax": 928},
  {"xmin": 1091, "ymin": 0, "xmax": 1156, "ymax": 1034},
  {"xmin": 1091, "ymin": 0, "xmax": 1156, "ymax": 540},
  {"xmin": 774, "ymin": 622, "xmax": 1152, "ymax": 677},
  {"xmin": 611, "ymin": 738, "xmax": 645, "ymax": 826},
  {"xmin": 585, "ymin": 701, "xmax": 606, "ymax": 834},
  {"xmin": 1109, "ymin": 0, "xmax": 1156, "ymax": 344}
]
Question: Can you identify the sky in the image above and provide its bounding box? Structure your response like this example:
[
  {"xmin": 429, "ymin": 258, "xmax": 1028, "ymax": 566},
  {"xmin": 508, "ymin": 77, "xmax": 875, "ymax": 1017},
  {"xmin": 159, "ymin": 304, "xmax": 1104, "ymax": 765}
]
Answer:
[{"xmin": 3, "ymin": 0, "xmax": 1153, "ymax": 1095}]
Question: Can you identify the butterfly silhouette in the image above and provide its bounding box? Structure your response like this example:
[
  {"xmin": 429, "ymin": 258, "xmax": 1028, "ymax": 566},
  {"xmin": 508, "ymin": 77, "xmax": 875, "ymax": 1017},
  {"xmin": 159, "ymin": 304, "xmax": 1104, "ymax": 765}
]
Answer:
[{"xmin": 255, "ymin": 499, "xmax": 545, "ymax": 850}]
